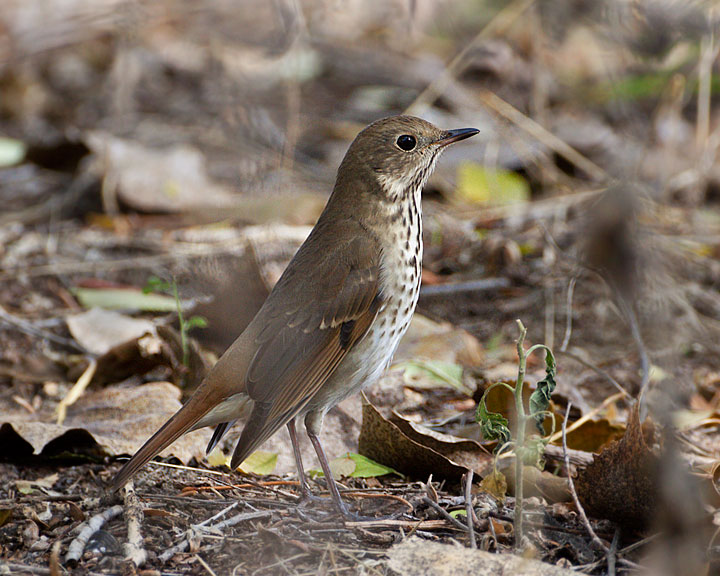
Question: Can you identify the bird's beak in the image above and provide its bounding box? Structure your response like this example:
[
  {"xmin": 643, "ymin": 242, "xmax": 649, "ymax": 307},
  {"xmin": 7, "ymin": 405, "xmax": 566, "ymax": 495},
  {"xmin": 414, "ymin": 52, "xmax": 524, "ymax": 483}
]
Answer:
[{"xmin": 435, "ymin": 128, "xmax": 480, "ymax": 147}]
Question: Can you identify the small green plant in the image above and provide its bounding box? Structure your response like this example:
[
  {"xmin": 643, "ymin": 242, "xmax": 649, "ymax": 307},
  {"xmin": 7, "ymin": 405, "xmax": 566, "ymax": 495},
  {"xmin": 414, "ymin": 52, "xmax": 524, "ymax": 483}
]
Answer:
[
  {"xmin": 475, "ymin": 319, "xmax": 557, "ymax": 551},
  {"xmin": 144, "ymin": 276, "xmax": 207, "ymax": 368}
]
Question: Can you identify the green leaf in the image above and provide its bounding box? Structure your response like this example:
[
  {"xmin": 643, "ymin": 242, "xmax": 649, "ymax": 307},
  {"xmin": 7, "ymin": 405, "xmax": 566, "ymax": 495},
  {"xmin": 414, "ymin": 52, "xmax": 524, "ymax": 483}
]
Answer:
[
  {"xmin": 73, "ymin": 287, "xmax": 178, "ymax": 312},
  {"xmin": 456, "ymin": 162, "xmax": 529, "ymax": 207},
  {"xmin": 0, "ymin": 137, "xmax": 26, "ymax": 167},
  {"xmin": 348, "ymin": 453, "xmax": 401, "ymax": 478},
  {"xmin": 143, "ymin": 275, "xmax": 172, "ymax": 294},
  {"xmin": 449, "ymin": 509, "xmax": 467, "ymax": 518},
  {"xmin": 238, "ymin": 451, "xmax": 277, "ymax": 475},
  {"xmin": 529, "ymin": 348, "xmax": 557, "ymax": 433},
  {"xmin": 309, "ymin": 452, "xmax": 401, "ymax": 480},
  {"xmin": 475, "ymin": 394, "xmax": 511, "ymax": 446},
  {"xmin": 185, "ymin": 315, "xmax": 208, "ymax": 330},
  {"xmin": 401, "ymin": 360, "xmax": 472, "ymax": 396}
]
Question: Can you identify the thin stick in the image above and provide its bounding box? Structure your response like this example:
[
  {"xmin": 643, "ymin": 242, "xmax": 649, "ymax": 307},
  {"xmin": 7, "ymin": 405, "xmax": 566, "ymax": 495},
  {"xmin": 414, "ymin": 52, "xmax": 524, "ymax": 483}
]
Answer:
[
  {"xmin": 548, "ymin": 391, "xmax": 625, "ymax": 445},
  {"xmin": 0, "ymin": 304, "xmax": 84, "ymax": 351},
  {"xmin": 560, "ymin": 276, "xmax": 577, "ymax": 352},
  {"xmin": 404, "ymin": 0, "xmax": 536, "ymax": 116},
  {"xmin": 122, "ymin": 480, "xmax": 147, "ymax": 567},
  {"xmin": 544, "ymin": 283, "xmax": 555, "ymax": 351},
  {"xmin": 195, "ymin": 554, "xmax": 219, "ymax": 576},
  {"xmin": 464, "ymin": 470, "xmax": 476, "ymax": 548},
  {"xmin": 65, "ymin": 505, "xmax": 124, "ymax": 564},
  {"xmin": 477, "ymin": 88, "xmax": 607, "ymax": 182},
  {"xmin": 419, "ymin": 277, "xmax": 510, "ymax": 297},
  {"xmin": 555, "ymin": 350, "xmax": 630, "ymax": 398},
  {"xmin": 608, "ymin": 528, "xmax": 619, "ymax": 576},
  {"xmin": 420, "ymin": 496, "xmax": 470, "ymax": 532},
  {"xmin": 562, "ymin": 403, "xmax": 609, "ymax": 555},
  {"xmin": 561, "ymin": 404, "xmax": 642, "ymax": 574}
]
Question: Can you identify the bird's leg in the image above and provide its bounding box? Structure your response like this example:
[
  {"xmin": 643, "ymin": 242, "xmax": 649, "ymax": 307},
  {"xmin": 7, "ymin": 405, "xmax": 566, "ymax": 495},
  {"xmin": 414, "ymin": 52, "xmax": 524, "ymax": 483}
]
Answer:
[
  {"xmin": 305, "ymin": 428, "xmax": 356, "ymax": 518},
  {"xmin": 304, "ymin": 412, "xmax": 405, "ymax": 521},
  {"xmin": 287, "ymin": 419, "xmax": 321, "ymax": 503}
]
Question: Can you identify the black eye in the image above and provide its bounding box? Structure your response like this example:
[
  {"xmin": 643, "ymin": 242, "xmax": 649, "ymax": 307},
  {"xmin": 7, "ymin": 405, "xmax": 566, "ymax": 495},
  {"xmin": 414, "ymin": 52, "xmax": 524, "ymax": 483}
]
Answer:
[{"xmin": 396, "ymin": 134, "xmax": 416, "ymax": 151}]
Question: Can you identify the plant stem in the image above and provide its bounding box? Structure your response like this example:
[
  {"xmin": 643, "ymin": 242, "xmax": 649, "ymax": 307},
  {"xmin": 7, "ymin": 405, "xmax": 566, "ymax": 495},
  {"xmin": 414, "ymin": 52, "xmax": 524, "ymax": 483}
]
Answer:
[{"xmin": 514, "ymin": 319, "xmax": 528, "ymax": 551}]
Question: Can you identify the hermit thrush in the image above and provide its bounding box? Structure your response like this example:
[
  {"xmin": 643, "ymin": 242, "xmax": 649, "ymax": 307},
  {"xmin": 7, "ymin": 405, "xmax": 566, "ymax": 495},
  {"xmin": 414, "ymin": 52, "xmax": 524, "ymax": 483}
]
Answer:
[{"xmin": 113, "ymin": 115, "xmax": 478, "ymax": 518}]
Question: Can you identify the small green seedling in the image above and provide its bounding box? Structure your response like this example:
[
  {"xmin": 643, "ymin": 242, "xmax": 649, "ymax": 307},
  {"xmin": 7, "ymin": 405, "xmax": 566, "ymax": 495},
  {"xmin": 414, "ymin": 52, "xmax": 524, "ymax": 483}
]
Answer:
[
  {"xmin": 144, "ymin": 276, "xmax": 207, "ymax": 368},
  {"xmin": 475, "ymin": 320, "xmax": 557, "ymax": 551}
]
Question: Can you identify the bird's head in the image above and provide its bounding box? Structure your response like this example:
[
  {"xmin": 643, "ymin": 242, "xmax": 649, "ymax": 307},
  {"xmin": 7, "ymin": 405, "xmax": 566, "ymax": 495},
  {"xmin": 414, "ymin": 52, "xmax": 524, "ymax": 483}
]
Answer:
[{"xmin": 337, "ymin": 115, "xmax": 479, "ymax": 202}]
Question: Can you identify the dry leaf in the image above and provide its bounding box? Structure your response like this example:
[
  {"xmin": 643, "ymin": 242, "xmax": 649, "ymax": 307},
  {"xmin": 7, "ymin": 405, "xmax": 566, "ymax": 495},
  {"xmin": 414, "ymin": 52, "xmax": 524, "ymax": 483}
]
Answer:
[
  {"xmin": 480, "ymin": 469, "xmax": 507, "ymax": 501},
  {"xmin": 575, "ymin": 404, "xmax": 659, "ymax": 529},
  {"xmin": 358, "ymin": 396, "xmax": 469, "ymax": 481}
]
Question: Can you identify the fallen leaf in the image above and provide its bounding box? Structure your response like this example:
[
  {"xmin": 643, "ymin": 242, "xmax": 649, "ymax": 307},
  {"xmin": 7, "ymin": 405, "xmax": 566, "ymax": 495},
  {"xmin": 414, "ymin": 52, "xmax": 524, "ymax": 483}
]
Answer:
[
  {"xmin": 575, "ymin": 404, "xmax": 659, "ymax": 529},
  {"xmin": 359, "ymin": 396, "xmax": 483, "ymax": 481},
  {"xmin": 73, "ymin": 287, "xmax": 177, "ymax": 312},
  {"xmin": 310, "ymin": 452, "xmax": 401, "ymax": 480},
  {"xmin": 456, "ymin": 162, "xmax": 529, "ymax": 206},
  {"xmin": 395, "ymin": 314, "xmax": 484, "ymax": 367},
  {"xmin": 400, "ymin": 360, "xmax": 473, "ymax": 396},
  {"xmin": 480, "ymin": 469, "xmax": 507, "ymax": 501},
  {"xmin": 15, "ymin": 473, "xmax": 59, "ymax": 495},
  {"xmin": 0, "ymin": 137, "xmax": 26, "ymax": 167},
  {"xmin": 85, "ymin": 133, "xmax": 236, "ymax": 213},
  {"xmin": 0, "ymin": 382, "xmax": 212, "ymax": 464},
  {"xmin": 66, "ymin": 308, "xmax": 156, "ymax": 355},
  {"xmin": 238, "ymin": 451, "xmax": 278, "ymax": 476},
  {"xmin": 0, "ymin": 508, "xmax": 13, "ymax": 527}
]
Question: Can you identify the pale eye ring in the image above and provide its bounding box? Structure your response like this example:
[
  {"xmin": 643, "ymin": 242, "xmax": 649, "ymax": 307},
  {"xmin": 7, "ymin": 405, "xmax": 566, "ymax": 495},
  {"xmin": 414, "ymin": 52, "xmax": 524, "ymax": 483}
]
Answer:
[{"xmin": 396, "ymin": 134, "xmax": 416, "ymax": 151}]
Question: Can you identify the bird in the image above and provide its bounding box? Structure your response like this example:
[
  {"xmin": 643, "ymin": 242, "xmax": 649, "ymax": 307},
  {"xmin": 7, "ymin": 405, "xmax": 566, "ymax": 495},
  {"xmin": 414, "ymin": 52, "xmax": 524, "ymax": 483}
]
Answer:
[{"xmin": 112, "ymin": 115, "xmax": 479, "ymax": 518}]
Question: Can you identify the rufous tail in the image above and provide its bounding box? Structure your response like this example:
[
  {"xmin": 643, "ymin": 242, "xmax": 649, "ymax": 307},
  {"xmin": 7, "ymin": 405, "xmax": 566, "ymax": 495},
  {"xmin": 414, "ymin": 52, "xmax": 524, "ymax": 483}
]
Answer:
[{"xmin": 112, "ymin": 384, "xmax": 225, "ymax": 490}]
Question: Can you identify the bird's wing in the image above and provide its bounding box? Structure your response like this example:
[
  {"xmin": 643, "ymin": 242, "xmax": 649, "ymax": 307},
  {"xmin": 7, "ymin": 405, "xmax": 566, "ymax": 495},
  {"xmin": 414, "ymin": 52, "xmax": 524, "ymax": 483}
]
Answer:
[
  {"xmin": 229, "ymin": 224, "xmax": 381, "ymax": 468},
  {"xmin": 112, "ymin": 218, "xmax": 381, "ymax": 489}
]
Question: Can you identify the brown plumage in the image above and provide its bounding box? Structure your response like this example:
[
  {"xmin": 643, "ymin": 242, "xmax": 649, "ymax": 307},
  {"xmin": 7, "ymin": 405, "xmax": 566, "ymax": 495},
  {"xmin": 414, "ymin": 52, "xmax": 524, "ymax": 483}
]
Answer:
[{"xmin": 112, "ymin": 115, "xmax": 478, "ymax": 517}]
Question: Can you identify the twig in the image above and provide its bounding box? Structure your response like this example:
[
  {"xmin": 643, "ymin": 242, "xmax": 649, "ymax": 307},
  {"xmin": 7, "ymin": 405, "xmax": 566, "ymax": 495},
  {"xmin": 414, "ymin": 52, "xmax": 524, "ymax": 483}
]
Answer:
[
  {"xmin": 0, "ymin": 304, "xmax": 84, "ymax": 351},
  {"xmin": 158, "ymin": 510, "xmax": 272, "ymax": 562},
  {"xmin": 555, "ymin": 350, "xmax": 630, "ymax": 398},
  {"xmin": 196, "ymin": 502, "xmax": 239, "ymax": 527},
  {"xmin": 559, "ymin": 276, "xmax": 577, "ymax": 352},
  {"xmin": 463, "ymin": 471, "xmax": 476, "ymax": 549},
  {"xmin": 2, "ymin": 563, "xmax": 106, "ymax": 576},
  {"xmin": 209, "ymin": 510, "xmax": 272, "ymax": 532},
  {"xmin": 477, "ymin": 88, "xmax": 607, "ymax": 182},
  {"xmin": 65, "ymin": 505, "xmax": 124, "ymax": 564},
  {"xmin": 419, "ymin": 278, "xmax": 511, "ymax": 297},
  {"xmin": 404, "ymin": 0, "xmax": 536, "ymax": 116},
  {"xmin": 122, "ymin": 480, "xmax": 147, "ymax": 567},
  {"xmin": 547, "ymin": 391, "xmax": 626, "ymax": 445},
  {"xmin": 559, "ymin": 408, "xmax": 643, "ymax": 571},
  {"xmin": 608, "ymin": 528, "xmax": 620, "ymax": 576},
  {"xmin": 56, "ymin": 359, "xmax": 97, "ymax": 425},
  {"xmin": 420, "ymin": 496, "xmax": 470, "ymax": 532},
  {"xmin": 195, "ymin": 554, "xmax": 219, "ymax": 576},
  {"xmin": 561, "ymin": 403, "xmax": 608, "ymax": 553},
  {"xmin": 616, "ymin": 294, "xmax": 650, "ymax": 419}
]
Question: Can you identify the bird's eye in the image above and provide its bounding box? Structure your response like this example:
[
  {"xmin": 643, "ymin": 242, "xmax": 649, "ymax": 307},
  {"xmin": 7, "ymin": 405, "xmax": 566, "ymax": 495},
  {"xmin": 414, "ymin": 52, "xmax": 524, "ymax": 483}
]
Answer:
[{"xmin": 396, "ymin": 134, "xmax": 417, "ymax": 151}]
